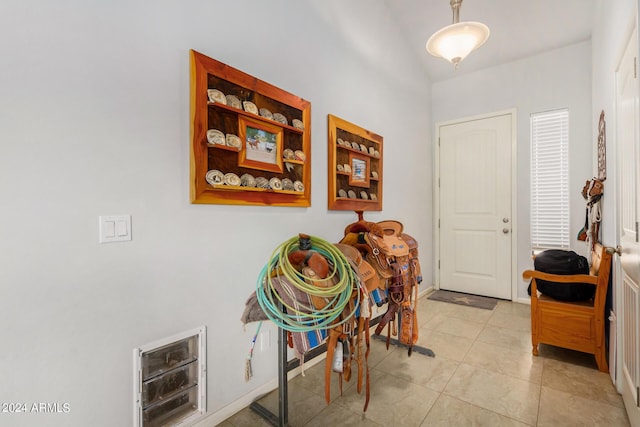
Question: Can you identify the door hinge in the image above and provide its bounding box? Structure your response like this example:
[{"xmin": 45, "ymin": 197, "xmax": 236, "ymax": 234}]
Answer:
[
  {"xmin": 636, "ymin": 222, "xmax": 639, "ymax": 242},
  {"xmin": 438, "ymin": 219, "xmax": 440, "ymax": 228},
  {"xmin": 438, "ymin": 260, "xmax": 440, "ymax": 269},
  {"xmin": 637, "ymin": 386, "xmax": 639, "ymax": 407}
]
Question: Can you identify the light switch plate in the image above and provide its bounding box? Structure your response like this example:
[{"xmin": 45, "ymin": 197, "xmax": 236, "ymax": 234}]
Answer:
[{"xmin": 99, "ymin": 215, "xmax": 131, "ymax": 243}]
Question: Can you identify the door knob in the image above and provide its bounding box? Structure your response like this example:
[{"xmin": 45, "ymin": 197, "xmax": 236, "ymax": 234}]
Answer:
[
  {"xmin": 503, "ymin": 228, "xmax": 510, "ymax": 234},
  {"xmin": 503, "ymin": 218, "xmax": 510, "ymax": 223}
]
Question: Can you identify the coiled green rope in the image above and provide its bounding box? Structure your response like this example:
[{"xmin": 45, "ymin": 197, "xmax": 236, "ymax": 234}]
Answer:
[{"xmin": 256, "ymin": 235, "xmax": 359, "ymax": 332}]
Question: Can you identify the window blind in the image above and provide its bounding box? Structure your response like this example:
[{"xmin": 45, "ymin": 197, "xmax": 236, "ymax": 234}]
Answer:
[{"xmin": 530, "ymin": 109, "xmax": 570, "ymax": 249}]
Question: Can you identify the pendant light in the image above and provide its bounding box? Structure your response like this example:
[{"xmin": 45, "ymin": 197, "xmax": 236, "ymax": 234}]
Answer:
[{"xmin": 426, "ymin": 0, "xmax": 490, "ymax": 69}]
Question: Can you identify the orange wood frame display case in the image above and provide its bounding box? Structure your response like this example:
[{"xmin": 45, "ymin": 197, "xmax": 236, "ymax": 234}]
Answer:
[
  {"xmin": 190, "ymin": 50, "xmax": 311, "ymax": 206},
  {"xmin": 328, "ymin": 114, "xmax": 382, "ymax": 211}
]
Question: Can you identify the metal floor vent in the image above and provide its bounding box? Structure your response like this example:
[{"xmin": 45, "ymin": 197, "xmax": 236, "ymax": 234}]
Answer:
[{"xmin": 133, "ymin": 326, "xmax": 206, "ymax": 427}]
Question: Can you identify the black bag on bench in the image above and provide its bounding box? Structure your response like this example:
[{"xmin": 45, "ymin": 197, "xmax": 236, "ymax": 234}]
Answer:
[{"xmin": 527, "ymin": 249, "xmax": 596, "ymax": 302}]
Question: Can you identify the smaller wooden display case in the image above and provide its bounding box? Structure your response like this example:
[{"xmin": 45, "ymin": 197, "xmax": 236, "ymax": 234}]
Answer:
[
  {"xmin": 190, "ymin": 50, "xmax": 311, "ymax": 207},
  {"xmin": 328, "ymin": 114, "xmax": 382, "ymax": 211}
]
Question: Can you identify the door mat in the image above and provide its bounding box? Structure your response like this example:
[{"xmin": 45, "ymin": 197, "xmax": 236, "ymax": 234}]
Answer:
[{"xmin": 427, "ymin": 290, "xmax": 498, "ymax": 310}]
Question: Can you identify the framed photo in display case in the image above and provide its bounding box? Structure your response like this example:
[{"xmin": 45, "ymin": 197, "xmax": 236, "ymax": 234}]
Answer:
[
  {"xmin": 238, "ymin": 116, "xmax": 283, "ymax": 174},
  {"xmin": 348, "ymin": 152, "xmax": 370, "ymax": 188}
]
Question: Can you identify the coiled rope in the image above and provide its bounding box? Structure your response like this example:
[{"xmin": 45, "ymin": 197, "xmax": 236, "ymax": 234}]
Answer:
[{"xmin": 256, "ymin": 235, "xmax": 359, "ymax": 332}]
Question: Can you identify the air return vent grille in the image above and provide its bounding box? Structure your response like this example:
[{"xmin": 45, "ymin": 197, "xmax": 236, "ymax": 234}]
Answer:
[{"xmin": 134, "ymin": 327, "xmax": 206, "ymax": 427}]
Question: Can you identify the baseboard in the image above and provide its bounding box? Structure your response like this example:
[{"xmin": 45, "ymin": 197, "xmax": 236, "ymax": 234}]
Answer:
[
  {"xmin": 190, "ymin": 353, "xmax": 327, "ymax": 426},
  {"xmin": 418, "ymin": 284, "xmax": 435, "ymax": 298},
  {"xmin": 189, "ymin": 379, "xmax": 277, "ymax": 427}
]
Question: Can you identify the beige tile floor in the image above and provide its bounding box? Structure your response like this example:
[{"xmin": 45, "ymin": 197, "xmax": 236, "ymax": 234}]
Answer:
[{"xmin": 219, "ymin": 296, "xmax": 630, "ymax": 426}]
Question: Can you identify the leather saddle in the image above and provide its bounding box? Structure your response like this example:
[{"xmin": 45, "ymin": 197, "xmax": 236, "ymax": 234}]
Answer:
[{"xmin": 339, "ymin": 219, "xmax": 422, "ymax": 355}]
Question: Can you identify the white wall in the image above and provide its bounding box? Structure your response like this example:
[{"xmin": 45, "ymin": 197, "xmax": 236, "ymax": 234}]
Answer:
[
  {"xmin": 0, "ymin": 1, "xmax": 432, "ymax": 426},
  {"xmin": 591, "ymin": 0, "xmax": 636, "ymax": 247},
  {"xmin": 431, "ymin": 42, "xmax": 593, "ymax": 301},
  {"xmin": 590, "ymin": 0, "xmax": 637, "ymax": 395}
]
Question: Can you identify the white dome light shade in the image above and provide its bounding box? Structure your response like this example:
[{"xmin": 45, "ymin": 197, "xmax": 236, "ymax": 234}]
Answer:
[{"xmin": 426, "ymin": 21, "xmax": 490, "ymax": 68}]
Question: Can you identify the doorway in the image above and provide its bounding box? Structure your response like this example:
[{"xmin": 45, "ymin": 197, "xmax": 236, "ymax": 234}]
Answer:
[{"xmin": 435, "ymin": 111, "xmax": 516, "ymax": 300}]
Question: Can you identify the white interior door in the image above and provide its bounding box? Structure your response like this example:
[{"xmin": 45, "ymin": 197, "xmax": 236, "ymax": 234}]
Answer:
[
  {"xmin": 616, "ymin": 26, "xmax": 640, "ymax": 427},
  {"xmin": 438, "ymin": 112, "xmax": 513, "ymax": 300}
]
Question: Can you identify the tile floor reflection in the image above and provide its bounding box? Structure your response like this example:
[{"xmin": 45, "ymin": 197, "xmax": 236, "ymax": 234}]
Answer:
[{"xmin": 219, "ymin": 295, "xmax": 630, "ymax": 426}]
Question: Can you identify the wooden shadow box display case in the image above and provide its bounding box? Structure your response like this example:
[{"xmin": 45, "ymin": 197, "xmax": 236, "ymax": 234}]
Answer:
[
  {"xmin": 190, "ymin": 50, "xmax": 311, "ymax": 206},
  {"xmin": 328, "ymin": 114, "xmax": 382, "ymax": 211}
]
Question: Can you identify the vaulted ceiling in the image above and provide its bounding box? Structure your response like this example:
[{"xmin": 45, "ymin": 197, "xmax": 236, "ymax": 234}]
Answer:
[{"xmin": 387, "ymin": 0, "xmax": 595, "ymax": 82}]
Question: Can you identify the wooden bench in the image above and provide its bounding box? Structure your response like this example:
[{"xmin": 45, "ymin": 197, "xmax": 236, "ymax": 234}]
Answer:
[{"xmin": 522, "ymin": 243, "xmax": 612, "ymax": 372}]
